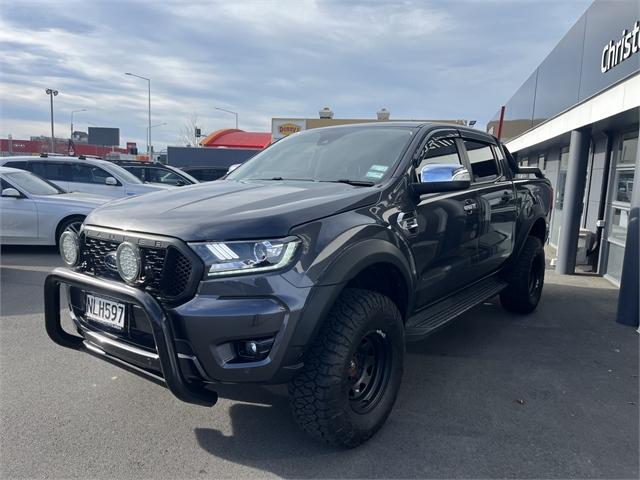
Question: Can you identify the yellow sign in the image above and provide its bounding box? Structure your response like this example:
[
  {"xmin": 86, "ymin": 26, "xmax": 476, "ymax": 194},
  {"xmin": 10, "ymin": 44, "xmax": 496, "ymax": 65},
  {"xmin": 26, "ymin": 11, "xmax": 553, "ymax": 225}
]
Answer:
[{"xmin": 278, "ymin": 123, "xmax": 301, "ymax": 136}]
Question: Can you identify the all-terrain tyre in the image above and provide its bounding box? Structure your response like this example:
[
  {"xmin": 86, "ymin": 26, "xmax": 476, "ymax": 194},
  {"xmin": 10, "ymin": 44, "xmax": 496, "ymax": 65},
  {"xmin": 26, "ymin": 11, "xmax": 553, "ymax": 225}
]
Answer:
[
  {"xmin": 500, "ymin": 236, "xmax": 545, "ymax": 314},
  {"xmin": 289, "ymin": 288, "xmax": 404, "ymax": 448}
]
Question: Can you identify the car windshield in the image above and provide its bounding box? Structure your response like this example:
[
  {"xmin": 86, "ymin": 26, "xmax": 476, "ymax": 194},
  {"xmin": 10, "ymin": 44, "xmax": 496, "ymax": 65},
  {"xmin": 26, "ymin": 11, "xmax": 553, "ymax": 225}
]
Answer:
[
  {"xmin": 4, "ymin": 171, "xmax": 65, "ymax": 195},
  {"xmin": 104, "ymin": 163, "xmax": 143, "ymax": 184},
  {"xmin": 227, "ymin": 126, "xmax": 415, "ymax": 184}
]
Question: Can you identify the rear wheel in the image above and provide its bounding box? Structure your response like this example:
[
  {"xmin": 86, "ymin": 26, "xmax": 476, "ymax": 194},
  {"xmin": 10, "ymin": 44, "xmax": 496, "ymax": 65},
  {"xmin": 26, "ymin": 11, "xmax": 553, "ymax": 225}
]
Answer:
[
  {"xmin": 500, "ymin": 236, "xmax": 545, "ymax": 314},
  {"xmin": 289, "ymin": 288, "xmax": 404, "ymax": 448}
]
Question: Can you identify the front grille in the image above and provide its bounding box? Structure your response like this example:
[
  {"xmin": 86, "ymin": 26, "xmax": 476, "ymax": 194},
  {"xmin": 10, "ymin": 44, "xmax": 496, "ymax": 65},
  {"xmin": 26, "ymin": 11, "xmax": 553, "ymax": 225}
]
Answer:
[{"xmin": 80, "ymin": 234, "xmax": 194, "ymax": 302}]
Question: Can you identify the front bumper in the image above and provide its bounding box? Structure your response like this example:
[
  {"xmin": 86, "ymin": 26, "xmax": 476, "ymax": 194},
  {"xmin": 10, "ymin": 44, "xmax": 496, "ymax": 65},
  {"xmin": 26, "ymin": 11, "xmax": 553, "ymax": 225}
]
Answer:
[
  {"xmin": 45, "ymin": 268, "xmax": 218, "ymax": 406},
  {"xmin": 44, "ymin": 267, "xmax": 340, "ymax": 407}
]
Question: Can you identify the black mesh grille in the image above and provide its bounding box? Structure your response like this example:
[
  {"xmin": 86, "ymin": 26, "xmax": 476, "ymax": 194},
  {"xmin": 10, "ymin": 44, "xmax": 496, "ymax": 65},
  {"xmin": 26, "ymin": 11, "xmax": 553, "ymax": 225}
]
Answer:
[{"xmin": 81, "ymin": 235, "xmax": 193, "ymax": 301}]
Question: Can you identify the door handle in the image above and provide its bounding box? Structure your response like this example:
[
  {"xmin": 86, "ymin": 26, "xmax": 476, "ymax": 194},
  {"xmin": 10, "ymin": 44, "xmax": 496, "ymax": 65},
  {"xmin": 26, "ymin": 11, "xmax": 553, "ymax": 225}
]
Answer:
[
  {"xmin": 463, "ymin": 199, "xmax": 478, "ymax": 214},
  {"xmin": 501, "ymin": 191, "xmax": 513, "ymax": 202}
]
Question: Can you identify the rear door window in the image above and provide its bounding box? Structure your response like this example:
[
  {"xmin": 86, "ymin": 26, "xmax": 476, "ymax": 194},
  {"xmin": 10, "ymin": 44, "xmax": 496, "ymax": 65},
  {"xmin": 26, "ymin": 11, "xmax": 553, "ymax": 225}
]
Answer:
[
  {"xmin": 125, "ymin": 167, "xmax": 145, "ymax": 182},
  {"xmin": 462, "ymin": 139, "xmax": 500, "ymax": 183},
  {"xmin": 31, "ymin": 162, "xmax": 68, "ymax": 181}
]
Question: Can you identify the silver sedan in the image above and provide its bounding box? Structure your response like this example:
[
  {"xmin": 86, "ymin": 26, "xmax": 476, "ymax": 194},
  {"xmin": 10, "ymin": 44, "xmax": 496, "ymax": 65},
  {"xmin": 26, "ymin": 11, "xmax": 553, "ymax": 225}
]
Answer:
[{"xmin": 0, "ymin": 166, "xmax": 111, "ymax": 245}]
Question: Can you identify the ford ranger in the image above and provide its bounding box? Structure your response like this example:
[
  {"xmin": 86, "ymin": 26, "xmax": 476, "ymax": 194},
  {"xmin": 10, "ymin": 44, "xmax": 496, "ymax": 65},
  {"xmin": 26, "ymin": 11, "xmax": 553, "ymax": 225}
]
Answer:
[{"xmin": 45, "ymin": 123, "xmax": 552, "ymax": 448}]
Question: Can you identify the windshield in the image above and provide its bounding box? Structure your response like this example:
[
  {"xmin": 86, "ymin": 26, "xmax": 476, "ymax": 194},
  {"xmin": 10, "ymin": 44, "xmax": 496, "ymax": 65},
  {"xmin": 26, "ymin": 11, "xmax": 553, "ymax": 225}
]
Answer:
[
  {"xmin": 227, "ymin": 126, "xmax": 415, "ymax": 184},
  {"xmin": 105, "ymin": 163, "xmax": 143, "ymax": 184},
  {"xmin": 4, "ymin": 171, "xmax": 64, "ymax": 195}
]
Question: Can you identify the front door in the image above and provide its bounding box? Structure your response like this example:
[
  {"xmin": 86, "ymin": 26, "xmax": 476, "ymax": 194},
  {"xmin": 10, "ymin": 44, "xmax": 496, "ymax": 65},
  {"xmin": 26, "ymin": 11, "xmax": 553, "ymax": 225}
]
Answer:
[
  {"xmin": 68, "ymin": 163, "xmax": 124, "ymax": 197},
  {"xmin": 405, "ymin": 130, "xmax": 480, "ymax": 308},
  {"xmin": 0, "ymin": 178, "xmax": 38, "ymax": 243}
]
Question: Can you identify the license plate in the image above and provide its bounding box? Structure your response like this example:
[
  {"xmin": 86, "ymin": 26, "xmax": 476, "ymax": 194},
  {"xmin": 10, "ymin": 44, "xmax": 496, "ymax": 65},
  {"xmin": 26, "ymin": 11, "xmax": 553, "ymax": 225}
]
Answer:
[{"xmin": 85, "ymin": 294, "xmax": 126, "ymax": 330}]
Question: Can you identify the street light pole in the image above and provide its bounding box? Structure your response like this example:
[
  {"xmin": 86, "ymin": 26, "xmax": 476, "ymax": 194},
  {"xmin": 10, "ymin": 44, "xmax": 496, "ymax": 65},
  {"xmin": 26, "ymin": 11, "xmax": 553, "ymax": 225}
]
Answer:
[
  {"xmin": 146, "ymin": 122, "xmax": 167, "ymax": 138},
  {"xmin": 45, "ymin": 88, "xmax": 59, "ymax": 152},
  {"xmin": 125, "ymin": 72, "xmax": 151, "ymax": 158},
  {"xmin": 70, "ymin": 109, "xmax": 87, "ymax": 139},
  {"xmin": 215, "ymin": 106, "xmax": 239, "ymax": 129}
]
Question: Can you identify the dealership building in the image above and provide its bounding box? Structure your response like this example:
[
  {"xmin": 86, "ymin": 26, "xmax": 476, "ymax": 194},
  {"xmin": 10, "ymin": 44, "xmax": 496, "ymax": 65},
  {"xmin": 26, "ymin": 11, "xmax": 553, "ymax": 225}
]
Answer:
[{"xmin": 487, "ymin": 0, "xmax": 639, "ymax": 325}]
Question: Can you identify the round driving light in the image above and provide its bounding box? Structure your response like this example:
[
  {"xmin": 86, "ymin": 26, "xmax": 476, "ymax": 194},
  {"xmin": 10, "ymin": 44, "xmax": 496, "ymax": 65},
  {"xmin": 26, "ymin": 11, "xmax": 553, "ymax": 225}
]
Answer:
[
  {"xmin": 116, "ymin": 242, "xmax": 141, "ymax": 283},
  {"xmin": 59, "ymin": 231, "xmax": 79, "ymax": 266}
]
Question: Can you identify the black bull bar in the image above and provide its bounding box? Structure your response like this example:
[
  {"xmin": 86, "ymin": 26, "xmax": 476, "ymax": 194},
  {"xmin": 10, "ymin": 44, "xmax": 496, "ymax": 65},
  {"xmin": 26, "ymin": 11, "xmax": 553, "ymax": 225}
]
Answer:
[{"xmin": 44, "ymin": 267, "xmax": 217, "ymax": 407}]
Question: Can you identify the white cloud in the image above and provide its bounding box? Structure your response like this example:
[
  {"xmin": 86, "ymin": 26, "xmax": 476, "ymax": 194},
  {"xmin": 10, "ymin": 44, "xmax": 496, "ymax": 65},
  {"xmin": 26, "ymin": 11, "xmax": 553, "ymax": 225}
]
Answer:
[{"xmin": 0, "ymin": 0, "xmax": 592, "ymax": 148}]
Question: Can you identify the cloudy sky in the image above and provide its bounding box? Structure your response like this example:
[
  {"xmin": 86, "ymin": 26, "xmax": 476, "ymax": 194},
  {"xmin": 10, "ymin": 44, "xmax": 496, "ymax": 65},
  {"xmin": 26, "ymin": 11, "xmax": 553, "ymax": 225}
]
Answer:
[{"xmin": 0, "ymin": 0, "xmax": 592, "ymax": 150}]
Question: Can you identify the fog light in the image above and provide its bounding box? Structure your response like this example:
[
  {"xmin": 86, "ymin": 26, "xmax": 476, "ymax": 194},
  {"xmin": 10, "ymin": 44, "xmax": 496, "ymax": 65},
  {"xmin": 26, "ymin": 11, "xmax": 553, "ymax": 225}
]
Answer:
[
  {"xmin": 236, "ymin": 337, "xmax": 275, "ymax": 361},
  {"xmin": 59, "ymin": 231, "xmax": 79, "ymax": 266},
  {"xmin": 116, "ymin": 242, "xmax": 141, "ymax": 283},
  {"xmin": 247, "ymin": 341, "xmax": 258, "ymax": 355}
]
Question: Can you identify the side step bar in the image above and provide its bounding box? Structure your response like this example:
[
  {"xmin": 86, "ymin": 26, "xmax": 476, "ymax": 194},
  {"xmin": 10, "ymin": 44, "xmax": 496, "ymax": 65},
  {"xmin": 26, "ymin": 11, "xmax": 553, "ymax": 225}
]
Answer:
[{"xmin": 405, "ymin": 276, "xmax": 507, "ymax": 341}]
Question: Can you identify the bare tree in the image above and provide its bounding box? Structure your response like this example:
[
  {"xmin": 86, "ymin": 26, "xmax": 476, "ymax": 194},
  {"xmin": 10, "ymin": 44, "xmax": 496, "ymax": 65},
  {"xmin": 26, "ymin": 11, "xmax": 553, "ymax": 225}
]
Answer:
[{"xmin": 178, "ymin": 113, "xmax": 203, "ymax": 147}]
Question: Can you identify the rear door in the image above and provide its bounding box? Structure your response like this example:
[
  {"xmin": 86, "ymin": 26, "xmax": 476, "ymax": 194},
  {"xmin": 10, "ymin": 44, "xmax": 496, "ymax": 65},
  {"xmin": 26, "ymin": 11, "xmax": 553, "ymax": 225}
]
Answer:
[
  {"xmin": 459, "ymin": 135, "xmax": 517, "ymax": 276},
  {"xmin": 407, "ymin": 129, "xmax": 481, "ymax": 308}
]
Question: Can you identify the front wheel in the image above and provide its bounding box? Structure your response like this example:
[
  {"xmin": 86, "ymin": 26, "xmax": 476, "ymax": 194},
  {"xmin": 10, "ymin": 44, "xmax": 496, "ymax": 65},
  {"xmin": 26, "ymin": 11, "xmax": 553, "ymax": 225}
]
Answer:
[
  {"xmin": 500, "ymin": 236, "xmax": 545, "ymax": 314},
  {"xmin": 289, "ymin": 288, "xmax": 404, "ymax": 448},
  {"xmin": 56, "ymin": 216, "xmax": 84, "ymax": 247}
]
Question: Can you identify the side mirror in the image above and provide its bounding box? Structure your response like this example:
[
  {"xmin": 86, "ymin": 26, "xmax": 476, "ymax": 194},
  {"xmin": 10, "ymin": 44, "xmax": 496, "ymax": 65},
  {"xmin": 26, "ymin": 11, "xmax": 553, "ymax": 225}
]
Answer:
[
  {"xmin": 105, "ymin": 176, "xmax": 118, "ymax": 186},
  {"xmin": 227, "ymin": 164, "xmax": 241, "ymax": 173},
  {"xmin": 1, "ymin": 188, "xmax": 21, "ymax": 198},
  {"xmin": 411, "ymin": 164, "xmax": 471, "ymax": 196}
]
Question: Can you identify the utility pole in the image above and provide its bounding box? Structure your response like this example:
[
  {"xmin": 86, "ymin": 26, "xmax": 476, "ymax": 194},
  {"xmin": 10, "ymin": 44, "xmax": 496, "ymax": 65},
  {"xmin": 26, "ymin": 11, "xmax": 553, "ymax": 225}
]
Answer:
[{"xmin": 45, "ymin": 88, "xmax": 59, "ymax": 152}]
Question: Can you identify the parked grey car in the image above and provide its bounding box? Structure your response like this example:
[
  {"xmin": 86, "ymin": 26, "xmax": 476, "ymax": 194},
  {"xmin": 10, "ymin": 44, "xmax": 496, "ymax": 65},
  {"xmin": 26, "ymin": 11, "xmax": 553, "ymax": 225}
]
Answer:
[
  {"xmin": 0, "ymin": 167, "xmax": 110, "ymax": 245},
  {"xmin": 0, "ymin": 156, "xmax": 174, "ymax": 198}
]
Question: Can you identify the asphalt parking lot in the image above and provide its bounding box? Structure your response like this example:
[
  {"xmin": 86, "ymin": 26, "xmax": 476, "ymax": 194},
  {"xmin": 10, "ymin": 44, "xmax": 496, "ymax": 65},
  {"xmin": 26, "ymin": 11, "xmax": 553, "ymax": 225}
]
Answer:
[{"xmin": 1, "ymin": 246, "xmax": 638, "ymax": 479}]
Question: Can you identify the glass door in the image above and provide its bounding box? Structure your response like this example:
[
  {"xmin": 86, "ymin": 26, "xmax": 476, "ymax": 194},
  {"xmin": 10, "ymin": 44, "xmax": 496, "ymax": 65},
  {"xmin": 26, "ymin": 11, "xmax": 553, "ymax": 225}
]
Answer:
[
  {"xmin": 550, "ymin": 147, "xmax": 569, "ymax": 247},
  {"xmin": 604, "ymin": 131, "xmax": 638, "ymax": 284}
]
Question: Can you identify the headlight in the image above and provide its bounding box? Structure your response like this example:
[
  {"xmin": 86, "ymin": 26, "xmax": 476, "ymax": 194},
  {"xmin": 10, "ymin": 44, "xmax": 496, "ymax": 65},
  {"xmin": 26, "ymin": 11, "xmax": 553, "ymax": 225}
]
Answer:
[
  {"xmin": 190, "ymin": 238, "xmax": 300, "ymax": 277},
  {"xmin": 116, "ymin": 242, "xmax": 141, "ymax": 283},
  {"xmin": 59, "ymin": 231, "xmax": 79, "ymax": 266}
]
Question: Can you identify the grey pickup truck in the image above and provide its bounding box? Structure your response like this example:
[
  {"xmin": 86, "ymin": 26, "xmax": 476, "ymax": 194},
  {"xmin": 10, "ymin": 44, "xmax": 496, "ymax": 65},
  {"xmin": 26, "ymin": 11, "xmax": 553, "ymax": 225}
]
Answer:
[{"xmin": 45, "ymin": 122, "xmax": 552, "ymax": 448}]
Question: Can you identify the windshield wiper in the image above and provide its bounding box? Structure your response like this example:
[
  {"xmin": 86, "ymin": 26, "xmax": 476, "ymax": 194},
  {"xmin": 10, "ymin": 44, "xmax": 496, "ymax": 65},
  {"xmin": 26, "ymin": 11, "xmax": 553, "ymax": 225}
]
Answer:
[
  {"xmin": 323, "ymin": 179, "xmax": 375, "ymax": 187},
  {"xmin": 252, "ymin": 177, "xmax": 315, "ymax": 181}
]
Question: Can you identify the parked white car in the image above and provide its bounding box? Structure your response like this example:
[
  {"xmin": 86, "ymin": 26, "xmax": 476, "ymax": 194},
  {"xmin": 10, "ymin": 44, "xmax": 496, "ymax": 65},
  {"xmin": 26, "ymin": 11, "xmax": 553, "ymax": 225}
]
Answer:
[
  {"xmin": 0, "ymin": 156, "xmax": 174, "ymax": 198},
  {"xmin": 0, "ymin": 167, "xmax": 111, "ymax": 245}
]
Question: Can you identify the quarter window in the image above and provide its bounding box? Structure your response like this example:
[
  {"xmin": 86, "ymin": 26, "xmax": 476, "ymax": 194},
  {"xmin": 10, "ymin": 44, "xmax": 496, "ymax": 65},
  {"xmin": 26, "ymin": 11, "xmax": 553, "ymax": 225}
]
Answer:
[{"xmin": 463, "ymin": 139, "xmax": 500, "ymax": 182}]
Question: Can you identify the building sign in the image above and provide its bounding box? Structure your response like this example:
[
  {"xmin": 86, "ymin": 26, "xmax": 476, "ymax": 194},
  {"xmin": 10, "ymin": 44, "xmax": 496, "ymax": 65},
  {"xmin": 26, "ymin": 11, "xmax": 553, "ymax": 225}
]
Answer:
[
  {"xmin": 271, "ymin": 119, "xmax": 306, "ymax": 141},
  {"xmin": 601, "ymin": 21, "xmax": 640, "ymax": 73},
  {"xmin": 279, "ymin": 123, "xmax": 301, "ymax": 136}
]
